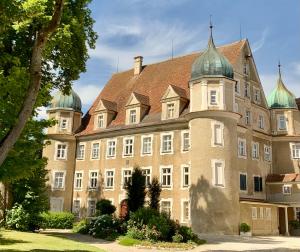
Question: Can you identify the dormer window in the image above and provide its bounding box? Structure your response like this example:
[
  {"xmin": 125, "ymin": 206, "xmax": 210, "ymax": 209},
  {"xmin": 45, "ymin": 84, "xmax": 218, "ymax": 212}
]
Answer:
[
  {"xmin": 210, "ymin": 90, "xmax": 218, "ymax": 105},
  {"xmin": 167, "ymin": 103, "xmax": 175, "ymax": 119},
  {"xmin": 60, "ymin": 118, "xmax": 68, "ymax": 130},
  {"xmin": 97, "ymin": 114, "xmax": 104, "ymax": 128},
  {"xmin": 129, "ymin": 109, "xmax": 137, "ymax": 124}
]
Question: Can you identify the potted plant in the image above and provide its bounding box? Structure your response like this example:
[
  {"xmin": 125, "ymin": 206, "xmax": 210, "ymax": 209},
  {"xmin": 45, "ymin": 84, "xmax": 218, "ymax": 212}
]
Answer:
[
  {"xmin": 289, "ymin": 220, "xmax": 300, "ymax": 236},
  {"xmin": 239, "ymin": 223, "xmax": 251, "ymax": 236}
]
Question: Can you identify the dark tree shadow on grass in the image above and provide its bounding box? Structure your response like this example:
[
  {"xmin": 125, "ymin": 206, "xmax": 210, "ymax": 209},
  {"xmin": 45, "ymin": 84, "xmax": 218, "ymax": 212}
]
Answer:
[{"xmin": 0, "ymin": 237, "xmax": 29, "ymax": 245}]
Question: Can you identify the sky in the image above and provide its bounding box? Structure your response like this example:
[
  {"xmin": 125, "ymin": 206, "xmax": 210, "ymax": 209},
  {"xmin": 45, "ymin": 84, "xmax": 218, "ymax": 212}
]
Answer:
[{"xmin": 42, "ymin": 0, "xmax": 300, "ymax": 116}]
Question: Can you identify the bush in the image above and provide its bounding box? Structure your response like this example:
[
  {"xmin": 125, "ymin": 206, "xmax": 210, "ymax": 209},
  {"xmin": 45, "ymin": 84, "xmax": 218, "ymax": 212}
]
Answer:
[
  {"xmin": 172, "ymin": 232, "xmax": 183, "ymax": 243},
  {"xmin": 126, "ymin": 220, "xmax": 160, "ymax": 241},
  {"xmin": 89, "ymin": 214, "xmax": 120, "ymax": 240},
  {"xmin": 72, "ymin": 219, "xmax": 90, "ymax": 234},
  {"xmin": 148, "ymin": 177, "xmax": 161, "ymax": 211},
  {"xmin": 96, "ymin": 199, "xmax": 116, "ymax": 216},
  {"xmin": 240, "ymin": 223, "xmax": 251, "ymax": 233},
  {"xmin": 289, "ymin": 220, "xmax": 300, "ymax": 229},
  {"xmin": 129, "ymin": 207, "xmax": 159, "ymax": 225},
  {"xmin": 147, "ymin": 213, "xmax": 176, "ymax": 241},
  {"xmin": 40, "ymin": 211, "xmax": 75, "ymax": 229},
  {"xmin": 177, "ymin": 226, "xmax": 199, "ymax": 243},
  {"xmin": 6, "ymin": 204, "xmax": 30, "ymax": 231}
]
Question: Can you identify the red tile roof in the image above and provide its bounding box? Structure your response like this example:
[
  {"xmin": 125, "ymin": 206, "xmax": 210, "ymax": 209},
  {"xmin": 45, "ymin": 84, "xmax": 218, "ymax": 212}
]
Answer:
[
  {"xmin": 266, "ymin": 173, "xmax": 300, "ymax": 183},
  {"xmin": 77, "ymin": 39, "xmax": 246, "ymax": 136}
]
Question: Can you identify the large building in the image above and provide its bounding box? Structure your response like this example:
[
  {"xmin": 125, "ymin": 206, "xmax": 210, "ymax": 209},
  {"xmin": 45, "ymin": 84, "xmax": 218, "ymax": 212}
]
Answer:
[{"xmin": 43, "ymin": 28, "xmax": 300, "ymax": 236}]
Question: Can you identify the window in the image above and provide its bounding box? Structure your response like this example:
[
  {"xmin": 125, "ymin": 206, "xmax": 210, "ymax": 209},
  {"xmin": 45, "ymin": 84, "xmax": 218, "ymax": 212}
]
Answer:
[
  {"xmin": 264, "ymin": 145, "xmax": 271, "ymax": 161},
  {"xmin": 89, "ymin": 171, "xmax": 98, "ymax": 189},
  {"xmin": 238, "ymin": 138, "xmax": 247, "ymax": 158},
  {"xmin": 161, "ymin": 201, "xmax": 171, "ymax": 217},
  {"xmin": 212, "ymin": 160, "xmax": 224, "ymax": 187},
  {"xmin": 210, "ymin": 90, "xmax": 217, "ymax": 105},
  {"xmin": 123, "ymin": 137, "xmax": 134, "ymax": 157},
  {"xmin": 97, "ymin": 114, "xmax": 104, "ymax": 128},
  {"xmin": 254, "ymin": 176, "xmax": 263, "ymax": 192},
  {"xmin": 240, "ymin": 174, "xmax": 247, "ymax": 191},
  {"xmin": 251, "ymin": 207, "xmax": 257, "ymax": 220},
  {"xmin": 161, "ymin": 167, "xmax": 172, "ymax": 187},
  {"xmin": 245, "ymin": 111, "xmax": 251, "ymax": 125},
  {"xmin": 122, "ymin": 169, "xmax": 132, "ymax": 188},
  {"xmin": 245, "ymin": 82, "xmax": 250, "ymax": 97},
  {"xmin": 259, "ymin": 207, "xmax": 264, "ymax": 219},
  {"xmin": 73, "ymin": 200, "xmax": 80, "ymax": 217},
  {"xmin": 60, "ymin": 118, "xmax": 68, "ymax": 130},
  {"xmin": 161, "ymin": 133, "xmax": 173, "ymax": 154},
  {"xmin": 167, "ymin": 103, "xmax": 175, "ymax": 119},
  {"xmin": 91, "ymin": 143, "xmax": 100, "ymax": 159},
  {"xmin": 254, "ymin": 89, "xmax": 261, "ymax": 103},
  {"xmin": 50, "ymin": 197, "xmax": 63, "ymax": 212},
  {"xmin": 265, "ymin": 208, "xmax": 271, "ymax": 220},
  {"xmin": 258, "ymin": 115, "xmax": 264, "ymax": 129},
  {"xmin": 182, "ymin": 166, "xmax": 189, "ymax": 187},
  {"xmin": 235, "ymin": 81, "xmax": 240, "ymax": 94},
  {"xmin": 105, "ymin": 170, "xmax": 114, "ymax": 189},
  {"xmin": 141, "ymin": 136, "xmax": 152, "ymax": 155},
  {"xmin": 243, "ymin": 62, "xmax": 249, "ymax": 76},
  {"xmin": 182, "ymin": 131, "xmax": 190, "ymax": 151},
  {"xmin": 142, "ymin": 168, "xmax": 151, "ymax": 187},
  {"xmin": 54, "ymin": 172, "xmax": 65, "ymax": 189},
  {"xmin": 212, "ymin": 123, "xmax": 223, "ymax": 146},
  {"xmin": 278, "ymin": 115, "xmax": 287, "ymax": 130},
  {"xmin": 291, "ymin": 144, "xmax": 300, "ymax": 159},
  {"xmin": 77, "ymin": 144, "xmax": 85, "ymax": 160},
  {"xmin": 182, "ymin": 200, "xmax": 190, "ymax": 223},
  {"xmin": 282, "ymin": 184, "xmax": 292, "ymax": 195},
  {"xmin": 129, "ymin": 109, "xmax": 137, "ymax": 124},
  {"xmin": 87, "ymin": 200, "xmax": 96, "ymax": 217},
  {"xmin": 56, "ymin": 144, "xmax": 67, "ymax": 159},
  {"xmin": 74, "ymin": 172, "xmax": 83, "ymax": 190},
  {"xmin": 107, "ymin": 139, "xmax": 116, "ymax": 158},
  {"xmin": 252, "ymin": 142, "xmax": 259, "ymax": 159}
]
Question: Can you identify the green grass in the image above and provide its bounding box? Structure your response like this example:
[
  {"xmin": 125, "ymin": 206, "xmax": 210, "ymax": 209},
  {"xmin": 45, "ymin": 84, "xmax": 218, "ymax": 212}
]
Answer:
[
  {"xmin": 0, "ymin": 230, "xmax": 105, "ymax": 252},
  {"xmin": 117, "ymin": 236, "xmax": 141, "ymax": 246}
]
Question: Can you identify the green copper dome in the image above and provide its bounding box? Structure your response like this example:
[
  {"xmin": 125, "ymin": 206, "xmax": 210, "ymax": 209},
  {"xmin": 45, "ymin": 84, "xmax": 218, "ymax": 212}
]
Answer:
[
  {"xmin": 49, "ymin": 89, "xmax": 82, "ymax": 112},
  {"xmin": 191, "ymin": 32, "xmax": 234, "ymax": 80},
  {"xmin": 267, "ymin": 69, "xmax": 297, "ymax": 109}
]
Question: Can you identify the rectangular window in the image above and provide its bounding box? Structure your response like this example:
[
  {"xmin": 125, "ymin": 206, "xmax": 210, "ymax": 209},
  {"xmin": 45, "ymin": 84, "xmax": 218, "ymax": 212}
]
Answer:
[
  {"xmin": 142, "ymin": 168, "xmax": 151, "ymax": 187},
  {"xmin": 123, "ymin": 137, "xmax": 134, "ymax": 156},
  {"xmin": 252, "ymin": 142, "xmax": 259, "ymax": 159},
  {"xmin": 245, "ymin": 111, "xmax": 251, "ymax": 125},
  {"xmin": 182, "ymin": 201, "xmax": 190, "ymax": 223},
  {"xmin": 87, "ymin": 200, "xmax": 96, "ymax": 217},
  {"xmin": 245, "ymin": 82, "xmax": 250, "ymax": 97},
  {"xmin": 291, "ymin": 144, "xmax": 300, "ymax": 159},
  {"xmin": 167, "ymin": 103, "xmax": 175, "ymax": 119},
  {"xmin": 122, "ymin": 169, "xmax": 132, "ymax": 188},
  {"xmin": 77, "ymin": 144, "xmax": 85, "ymax": 160},
  {"xmin": 91, "ymin": 143, "xmax": 100, "ymax": 159},
  {"xmin": 142, "ymin": 136, "xmax": 152, "ymax": 155},
  {"xmin": 254, "ymin": 89, "xmax": 261, "ymax": 103},
  {"xmin": 54, "ymin": 172, "xmax": 64, "ymax": 189},
  {"xmin": 265, "ymin": 208, "xmax": 271, "ymax": 220},
  {"xmin": 259, "ymin": 207, "xmax": 264, "ymax": 219},
  {"xmin": 254, "ymin": 176, "xmax": 263, "ymax": 192},
  {"xmin": 60, "ymin": 118, "xmax": 68, "ymax": 130},
  {"xmin": 105, "ymin": 170, "xmax": 114, "ymax": 189},
  {"xmin": 240, "ymin": 174, "xmax": 247, "ymax": 191},
  {"xmin": 74, "ymin": 172, "xmax": 83, "ymax": 190},
  {"xmin": 129, "ymin": 109, "xmax": 137, "ymax": 124},
  {"xmin": 56, "ymin": 144, "xmax": 67, "ymax": 159},
  {"xmin": 107, "ymin": 139, "xmax": 116, "ymax": 158},
  {"xmin": 182, "ymin": 131, "xmax": 190, "ymax": 151},
  {"xmin": 278, "ymin": 115, "xmax": 287, "ymax": 130},
  {"xmin": 264, "ymin": 145, "xmax": 271, "ymax": 161},
  {"xmin": 161, "ymin": 134, "xmax": 173, "ymax": 153},
  {"xmin": 97, "ymin": 114, "xmax": 104, "ymax": 128},
  {"xmin": 210, "ymin": 90, "xmax": 217, "ymax": 105},
  {"xmin": 73, "ymin": 200, "xmax": 80, "ymax": 217},
  {"xmin": 282, "ymin": 184, "xmax": 292, "ymax": 195},
  {"xmin": 161, "ymin": 167, "xmax": 172, "ymax": 187},
  {"xmin": 213, "ymin": 161, "xmax": 224, "ymax": 187},
  {"xmin": 238, "ymin": 138, "xmax": 247, "ymax": 158},
  {"xmin": 252, "ymin": 207, "xmax": 257, "ymax": 220},
  {"xmin": 182, "ymin": 166, "xmax": 189, "ymax": 187},
  {"xmin": 235, "ymin": 81, "xmax": 240, "ymax": 94},
  {"xmin": 89, "ymin": 171, "xmax": 98, "ymax": 189},
  {"xmin": 213, "ymin": 124, "xmax": 223, "ymax": 146},
  {"xmin": 258, "ymin": 115, "xmax": 264, "ymax": 129},
  {"xmin": 161, "ymin": 201, "xmax": 171, "ymax": 217}
]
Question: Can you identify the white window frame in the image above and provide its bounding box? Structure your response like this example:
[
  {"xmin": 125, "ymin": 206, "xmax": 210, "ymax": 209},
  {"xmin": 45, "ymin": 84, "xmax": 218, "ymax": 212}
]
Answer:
[
  {"xmin": 142, "ymin": 167, "xmax": 152, "ymax": 187},
  {"xmin": 209, "ymin": 89, "xmax": 218, "ymax": 105},
  {"xmin": 264, "ymin": 145, "xmax": 272, "ymax": 162},
  {"xmin": 160, "ymin": 198, "xmax": 173, "ymax": 218},
  {"xmin": 252, "ymin": 142, "xmax": 259, "ymax": 160},
  {"xmin": 211, "ymin": 121, "xmax": 224, "ymax": 147},
  {"xmin": 181, "ymin": 165, "xmax": 190, "ymax": 189},
  {"xmin": 282, "ymin": 184, "xmax": 292, "ymax": 195},
  {"xmin": 211, "ymin": 159, "xmax": 225, "ymax": 188},
  {"xmin": 245, "ymin": 110, "xmax": 251, "ymax": 125},
  {"xmin": 106, "ymin": 138, "xmax": 117, "ymax": 159},
  {"xmin": 123, "ymin": 136, "xmax": 134, "ymax": 157},
  {"xmin": 54, "ymin": 142, "xmax": 68, "ymax": 160},
  {"xmin": 259, "ymin": 207, "xmax": 264, "ymax": 219},
  {"xmin": 181, "ymin": 199, "xmax": 190, "ymax": 224},
  {"xmin": 105, "ymin": 169, "xmax": 115, "ymax": 190},
  {"xmin": 160, "ymin": 165, "xmax": 173, "ymax": 189},
  {"xmin": 87, "ymin": 198, "xmax": 97, "ymax": 217},
  {"xmin": 258, "ymin": 115, "xmax": 264, "ymax": 129},
  {"xmin": 72, "ymin": 198, "xmax": 81, "ymax": 217},
  {"xmin": 181, "ymin": 130, "xmax": 190, "ymax": 152},
  {"xmin": 238, "ymin": 138, "xmax": 247, "ymax": 159},
  {"xmin": 121, "ymin": 168, "xmax": 133, "ymax": 190},
  {"xmin": 88, "ymin": 170, "xmax": 98, "ymax": 190},
  {"xmin": 235, "ymin": 80, "xmax": 240, "ymax": 94},
  {"xmin": 141, "ymin": 134, "xmax": 153, "ymax": 156},
  {"xmin": 265, "ymin": 208, "xmax": 271, "ymax": 220},
  {"xmin": 50, "ymin": 197, "xmax": 64, "ymax": 212},
  {"xmin": 129, "ymin": 109, "xmax": 137, "ymax": 124},
  {"xmin": 253, "ymin": 88, "xmax": 261, "ymax": 104},
  {"xmin": 52, "ymin": 171, "xmax": 66, "ymax": 190},
  {"xmin": 74, "ymin": 171, "xmax": 83, "ymax": 191},
  {"xmin": 76, "ymin": 143, "xmax": 86, "ymax": 160},
  {"xmin": 244, "ymin": 82, "xmax": 250, "ymax": 98},
  {"xmin": 166, "ymin": 102, "xmax": 175, "ymax": 119},
  {"xmin": 60, "ymin": 118, "xmax": 68, "ymax": 130},
  {"xmin": 160, "ymin": 132, "xmax": 174, "ymax": 155},
  {"xmin": 252, "ymin": 207, "xmax": 257, "ymax": 220},
  {"xmin": 277, "ymin": 114, "xmax": 287, "ymax": 131},
  {"xmin": 290, "ymin": 143, "xmax": 300, "ymax": 159},
  {"xmin": 91, "ymin": 141, "xmax": 100, "ymax": 160},
  {"xmin": 97, "ymin": 114, "xmax": 104, "ymax": 128}
]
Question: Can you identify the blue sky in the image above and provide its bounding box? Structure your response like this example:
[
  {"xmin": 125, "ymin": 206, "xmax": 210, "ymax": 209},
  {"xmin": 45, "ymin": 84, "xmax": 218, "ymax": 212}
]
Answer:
[{"xmin": 71, "ymin": 0, "xmax": 300, "ymax": 114}]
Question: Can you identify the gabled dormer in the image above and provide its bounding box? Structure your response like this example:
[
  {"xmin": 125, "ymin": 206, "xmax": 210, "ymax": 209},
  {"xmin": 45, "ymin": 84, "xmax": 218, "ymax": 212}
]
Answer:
[
  {"xmin": 94, "ymin": 99, "xmax": 117, "ymax": 129},
  {"xmin": 161, "ymin": 85, "xmax": 188, "ymax": 120},
  {"xmin": 125, "ymin": 92, "xmax": 149, "ymax": 125}
]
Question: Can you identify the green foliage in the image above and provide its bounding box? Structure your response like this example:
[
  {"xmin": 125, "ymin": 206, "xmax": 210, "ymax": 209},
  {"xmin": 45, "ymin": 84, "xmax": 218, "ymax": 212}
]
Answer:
[
  {"xmin": 289, "ymin": 220, "xmax": 300, "ymax": 229},
  {"xmin": 147, "ymin": 213, "xmax": 176, "ymax": 241},
  {"xmin": 148, "ymin": 177, "xmax": 161, "ymax": 211},
  {"xmin": 126, "ymin": 221, "xmax": 160, "ymax": 241},
  {"xmin": 96, "ymin": 199, "xmax": 116, "ymax": 216},
  {"xmin": 5, "ymin": 204, "xmax": 30, "ymax": 231},
  {"xmin": 126, "ymin": 166, "xmax": 146, "ymax": 213},
  {"xmin": 129, "ymin": 207, "xmax": 159, "ymax": 224},
  {"xmin": 172, "ymin": 232, "xmax": 183, "ymax": 243},
  {"xmin": 118, "ymin": 236, "xmax": 142, "ymax": 246},
  {"xmin": 72, "ymin": 219, "xmax": 90, "ymax": 234},
  {"xmin": 239, "ymin": 223, "xmax": 251, "ymax": 233},
  {"xmin": 89, "ymin": 214, "xmax": 120, "ymax": 240},
  {"xmin": 40, "ymin": 211, "xmax": 75, "ymax": 229},
  {"xmin": 177, "ymin": 226, "xmax": 200, "ymax": 243}
]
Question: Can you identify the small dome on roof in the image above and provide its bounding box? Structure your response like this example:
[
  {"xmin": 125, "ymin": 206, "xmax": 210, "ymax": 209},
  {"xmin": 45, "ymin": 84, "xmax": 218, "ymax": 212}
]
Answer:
[
  {"xmin": 49, "ymin": 89, "xmax": 82, "ymax": 112},
  {"xmin": 191, "ymin": 29, "xmax": 234, "ymax": 80},
  {"xmin": 267, "ymin": 67, "xmax": 297, "ymax": 109}
]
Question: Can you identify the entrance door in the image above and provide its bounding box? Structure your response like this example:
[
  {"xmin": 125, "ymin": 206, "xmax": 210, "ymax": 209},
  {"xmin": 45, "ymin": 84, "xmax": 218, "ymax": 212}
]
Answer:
[{"xmin": 119, "ymin": 199, "xmax": 128, "ymax": 219}]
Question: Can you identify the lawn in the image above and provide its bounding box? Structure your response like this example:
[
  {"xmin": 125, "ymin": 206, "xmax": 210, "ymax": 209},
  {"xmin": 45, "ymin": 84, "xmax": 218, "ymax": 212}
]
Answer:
[{"xmin": 0, "ymin": 230, "xmax": 105, "ymax": 252}]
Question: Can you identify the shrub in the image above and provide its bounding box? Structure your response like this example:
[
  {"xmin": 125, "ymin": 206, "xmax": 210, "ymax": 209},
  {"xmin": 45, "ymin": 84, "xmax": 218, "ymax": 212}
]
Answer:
[
  {"xmin": 126, "ymin": 221, "xmax": 160, "ymax": 241},
  {"xmin": 129, "ymin": 207, "xmax": 159, "ymax": 225},
  {"xmin": 40, "ymin": 211, "xmax": 75, "ymax": 229},
  {"xmin": 147, "ymin": 213, "xmax": 176, "ymax": 241},
  {"xmin": 6, "ymin": 204, "xmax": 30, "ymax": 231},
  {"xmin": 240, "ymin": 223, "xmax": 251, "ymax": 233},
  {"xmin": 148, "ymin": 177, "xmax": 161, "ymax": 211},
  {"xmin": 96, "ymin": 199, "xmax": 116, "ymax": 216},
  {"xmin": 72, "ymin": 219, "xmax": 90, "ymax": 234},
  {"xmin": 89, "ymin": 214, "xmax": 120, "ymax": 240},
  {"xmin": 289, "ymin": 220, "xmax": 300, "ymax": 229},
  {"xmin": 172, "ymin": 232, "xmax": 183, "ymax": 243}
]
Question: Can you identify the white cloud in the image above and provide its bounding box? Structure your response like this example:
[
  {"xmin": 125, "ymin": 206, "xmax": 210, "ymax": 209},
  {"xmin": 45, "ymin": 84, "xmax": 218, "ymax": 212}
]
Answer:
[
  {"xmin": 252, "ymin": 28, "xmax": 269, "ymax": 53},
  {"xmin": 73, "ymin": 83, "xmax": 102, "ymax": 106},
  {"xmin": 36, "ymin": 106, "xmax": 48, "ymax": 120}
]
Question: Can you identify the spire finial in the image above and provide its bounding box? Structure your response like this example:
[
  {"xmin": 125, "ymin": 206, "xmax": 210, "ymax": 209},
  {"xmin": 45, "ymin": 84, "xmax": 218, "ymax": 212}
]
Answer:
[
  {"xmin": 208, "ymin": 15, "xmax": 215, "ymax": 48},
  {"xmin": 278, "ymin": 60, "xmax": 281, "ymax": 77},
  {"xmin": 209, "ymin": 15, "xmax": 213, "ymax": 37}
]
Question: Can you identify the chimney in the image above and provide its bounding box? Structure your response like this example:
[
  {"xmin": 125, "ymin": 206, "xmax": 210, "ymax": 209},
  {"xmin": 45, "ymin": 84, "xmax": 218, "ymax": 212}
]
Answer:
[{"xmin": 134, "ymin": 56, "xmax": 143, "ymax": 75}]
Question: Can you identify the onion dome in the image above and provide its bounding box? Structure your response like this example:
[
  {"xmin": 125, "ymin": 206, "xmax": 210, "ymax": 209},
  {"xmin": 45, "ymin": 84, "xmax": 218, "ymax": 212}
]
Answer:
[
  {"xmin": 49, "ymin": 89, "xmax": 82, "ymax": 112},
  {"xmin": 267, "ymin": 64, "xmax": 297, "ymax": 109},
  {"xmin": 191, "ymin": 25, "xmax": 234, "ymax": 80}
]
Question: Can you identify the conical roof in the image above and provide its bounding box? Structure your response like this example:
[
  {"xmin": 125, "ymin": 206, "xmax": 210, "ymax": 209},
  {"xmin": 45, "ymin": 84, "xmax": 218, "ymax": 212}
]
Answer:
[
  {"xmin": 191, "ymin": 29, "xmax": 234, "ymax": 80},
  {"xmin": 49, "ymin": 89, "xmax": 82, "ymax": 112},
  {"xmin": 267, "ymin": 68, "xmax": 297, "ymax": 109}
]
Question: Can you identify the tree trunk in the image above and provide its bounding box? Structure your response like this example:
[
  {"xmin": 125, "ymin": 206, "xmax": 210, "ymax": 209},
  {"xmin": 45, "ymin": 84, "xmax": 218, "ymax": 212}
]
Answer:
[{"xmin": 0, "ymin": 0, "xmax": 64, "ymax": 167}]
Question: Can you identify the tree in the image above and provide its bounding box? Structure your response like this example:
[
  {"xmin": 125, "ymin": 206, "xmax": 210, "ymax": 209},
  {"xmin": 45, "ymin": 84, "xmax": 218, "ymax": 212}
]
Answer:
[
  {"xmin": 148, "ymin": 177, "xmax": 162, "ymax": 211},
  {"xmin": 0, "ymin": 0, "xmax": 97, "ymax": 166},
  {"xmin": 96, "ymin": 199, "xmax": 116, "ymax": 216},
  {"xmin": 125, "ymin": 166, "xmax": 146, "ymax": 213}
]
